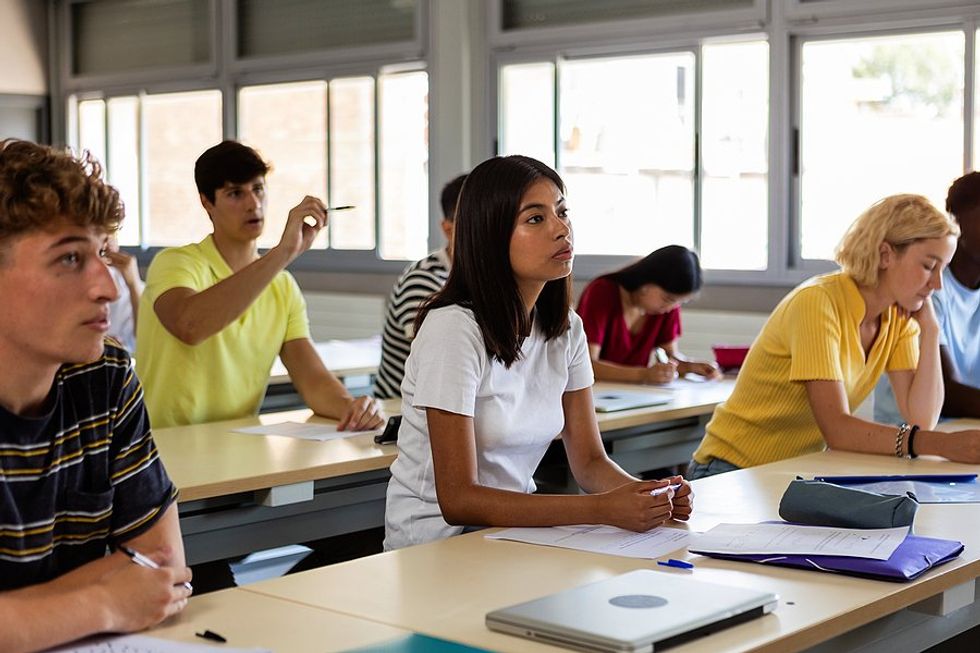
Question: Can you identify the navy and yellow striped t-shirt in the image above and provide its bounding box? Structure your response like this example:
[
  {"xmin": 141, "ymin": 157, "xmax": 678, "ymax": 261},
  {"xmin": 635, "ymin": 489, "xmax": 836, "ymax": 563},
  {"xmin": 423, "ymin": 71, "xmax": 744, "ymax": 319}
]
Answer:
[{"xmin": 0, "ymin": 340, "xmax": 177, "ymax": 591}]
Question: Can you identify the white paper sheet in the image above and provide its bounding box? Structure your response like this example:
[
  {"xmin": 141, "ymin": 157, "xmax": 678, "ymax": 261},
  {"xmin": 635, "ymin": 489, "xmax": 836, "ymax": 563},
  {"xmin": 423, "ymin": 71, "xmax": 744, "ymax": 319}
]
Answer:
[
  {"xmin": 44, "ymin": 633, "xmax": 269, "ymax": 653},
  {"xmin": 486, "ymin": 525, "xmax": 692, "ymax": 559},
  {"xmin": 689, "ymin": 523, "xmax": 908, "ymax": 560},
  {"xmin": 232, "ymin": 421, "xmax": 383, "ymax": 441}
]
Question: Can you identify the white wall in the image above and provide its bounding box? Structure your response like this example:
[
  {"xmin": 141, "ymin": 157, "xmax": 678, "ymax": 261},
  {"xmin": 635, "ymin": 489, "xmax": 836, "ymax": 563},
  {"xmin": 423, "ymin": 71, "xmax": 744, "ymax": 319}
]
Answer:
[{"xmin": 0, "ymin": 0, "xmax": 47, "ymax": 94}]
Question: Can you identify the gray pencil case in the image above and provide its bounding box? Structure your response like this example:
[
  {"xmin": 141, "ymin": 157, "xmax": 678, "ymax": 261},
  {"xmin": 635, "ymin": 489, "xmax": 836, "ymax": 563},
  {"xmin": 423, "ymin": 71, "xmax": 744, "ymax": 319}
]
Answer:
[{"xmin": 778, "ymin": 479, "xmax": 918, "ymax": 529}]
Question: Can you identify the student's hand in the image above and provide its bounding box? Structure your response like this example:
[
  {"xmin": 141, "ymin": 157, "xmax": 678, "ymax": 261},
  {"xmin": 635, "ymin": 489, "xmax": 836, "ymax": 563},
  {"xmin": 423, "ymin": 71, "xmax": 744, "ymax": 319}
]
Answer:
[
  {"xmin": 597, "ymin": 480, "xmax": 674, "ymax": 532},
  {"xmin": 910, "ymin": 295, "xmax": 940, "ymax": 336},
  {"xmin": 936, "ymin": 429, "xmax": 980, "ymax": 464},
  {"xmin": 678, "ymin": 360, "xmax": 721, "ymax": 380},
  {"xmin": 97, "ymin": 551, "xmax": 192, "ymax": 632},
  {"xmin": 275, "ymin": 195, "xmax": 328, "ymax": 263},
  {"xmin": 105, "ymin": 249, "xmax": 141, "ymax": 289},
  {"xmin": 666, "ymin": 475, "xmax": 694, "ymax": 521},
  {"xmin": 641, "ymin": 362, "xmax": 678, "ymax": 385},
  {"xmin": 337, "ymin": 396, "xmax": 385, "ymax": 431}
]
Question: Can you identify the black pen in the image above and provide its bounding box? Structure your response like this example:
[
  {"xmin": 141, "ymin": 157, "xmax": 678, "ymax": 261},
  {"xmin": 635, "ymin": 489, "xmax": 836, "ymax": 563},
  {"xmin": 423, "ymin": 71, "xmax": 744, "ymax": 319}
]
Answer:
[
  {"xmin": 196, "ymin": 629, "xmax": 227, "ymax": 643},
  {"xmin": 118, "ymin": 544, "xmax": 193, "ymax": 592}
]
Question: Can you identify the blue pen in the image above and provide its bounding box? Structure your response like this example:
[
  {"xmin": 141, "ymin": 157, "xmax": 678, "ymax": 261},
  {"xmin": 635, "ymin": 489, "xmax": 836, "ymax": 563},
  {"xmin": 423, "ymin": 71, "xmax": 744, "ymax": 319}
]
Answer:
[
  {"xmin": 657, "ymin": 558, "xmax": 694, "ymax": 570},
  {"xmin": 814, "ymin": 474, "xmax": 977, "ymax": 484}
]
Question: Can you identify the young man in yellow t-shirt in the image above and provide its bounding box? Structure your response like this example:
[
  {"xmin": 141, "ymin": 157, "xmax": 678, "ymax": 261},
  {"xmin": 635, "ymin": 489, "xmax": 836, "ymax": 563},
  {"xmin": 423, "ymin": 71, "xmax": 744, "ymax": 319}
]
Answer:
[{"xmin": 136, "ymin": 141, "xmax": 384, "ymax": 430}]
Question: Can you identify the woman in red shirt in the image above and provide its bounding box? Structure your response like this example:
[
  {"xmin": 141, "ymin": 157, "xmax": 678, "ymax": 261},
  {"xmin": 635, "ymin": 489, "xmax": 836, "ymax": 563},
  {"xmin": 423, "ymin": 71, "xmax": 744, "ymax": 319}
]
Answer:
[{"xmin": 576, "ymin": 246, "xmax": 721, "ymax": 384}]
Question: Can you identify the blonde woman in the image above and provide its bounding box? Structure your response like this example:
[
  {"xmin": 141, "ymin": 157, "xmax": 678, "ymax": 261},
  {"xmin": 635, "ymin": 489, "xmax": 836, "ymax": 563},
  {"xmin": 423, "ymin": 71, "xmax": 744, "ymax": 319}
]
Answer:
[{"xmin": 690, "ymin": 194, "xmax": 980, "ymax": 479}]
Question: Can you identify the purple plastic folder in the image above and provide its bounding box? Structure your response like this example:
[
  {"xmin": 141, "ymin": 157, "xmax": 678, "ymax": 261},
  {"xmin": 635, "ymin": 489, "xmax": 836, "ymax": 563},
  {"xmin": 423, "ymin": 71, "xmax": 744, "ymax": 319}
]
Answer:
[{"xmin": 692, "ymin": 533, "xmax": 963, "ymax": 582}]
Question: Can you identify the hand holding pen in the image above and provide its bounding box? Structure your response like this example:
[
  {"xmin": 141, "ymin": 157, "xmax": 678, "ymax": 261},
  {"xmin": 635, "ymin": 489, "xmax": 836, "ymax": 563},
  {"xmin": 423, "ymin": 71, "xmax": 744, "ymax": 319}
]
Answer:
[{"xmin": 119, "ymin": 544, "xmax": 193, "ymax": 592}]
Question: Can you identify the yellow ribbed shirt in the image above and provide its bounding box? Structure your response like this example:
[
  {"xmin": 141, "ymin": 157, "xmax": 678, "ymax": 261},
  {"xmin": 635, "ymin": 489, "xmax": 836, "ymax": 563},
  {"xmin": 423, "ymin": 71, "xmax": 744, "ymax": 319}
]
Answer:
[{"xmin": 693, "ymin": 272, "xmax": 919, "ymax": 469}]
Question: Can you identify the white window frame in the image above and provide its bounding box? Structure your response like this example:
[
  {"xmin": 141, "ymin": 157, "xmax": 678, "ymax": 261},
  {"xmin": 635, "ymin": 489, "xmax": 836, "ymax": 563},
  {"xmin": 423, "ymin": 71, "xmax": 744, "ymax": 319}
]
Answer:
[{"xmin": 52, "ymin": 0, "xmax": 429, "ymax": 274}]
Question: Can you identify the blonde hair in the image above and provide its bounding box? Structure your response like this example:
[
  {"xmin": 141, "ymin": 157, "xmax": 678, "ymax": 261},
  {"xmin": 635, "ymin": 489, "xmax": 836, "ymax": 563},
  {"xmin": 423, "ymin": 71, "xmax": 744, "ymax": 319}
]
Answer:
[{"xmin": 835, "ymin": 194, "xmax": 959, "ymax": 287}]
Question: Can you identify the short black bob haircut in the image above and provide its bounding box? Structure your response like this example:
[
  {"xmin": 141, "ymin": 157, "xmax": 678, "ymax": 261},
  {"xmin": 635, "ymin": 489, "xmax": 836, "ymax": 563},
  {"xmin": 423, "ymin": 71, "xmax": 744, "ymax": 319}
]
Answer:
[
  {"xmin": 418, "ymin": 155, "xmax": 571, "ymax": 367},
  {"xmin": 607, "ymin": 245, "xmax": 703, "ymax": 296},
  {"xmin": 194, "ymin": 140, "xmax": 271, "ymax": 204}
]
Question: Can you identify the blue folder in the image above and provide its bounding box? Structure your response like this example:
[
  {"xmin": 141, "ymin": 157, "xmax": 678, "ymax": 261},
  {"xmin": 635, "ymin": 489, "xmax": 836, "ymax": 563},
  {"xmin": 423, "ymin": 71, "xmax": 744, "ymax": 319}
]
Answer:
[
  {"xmin": 813, "ymin": 474, "xmax": 977, "ymax": 484},
  {"xmin": 694, "ymin": 532, "xmax": 963, "ymax": 582}
]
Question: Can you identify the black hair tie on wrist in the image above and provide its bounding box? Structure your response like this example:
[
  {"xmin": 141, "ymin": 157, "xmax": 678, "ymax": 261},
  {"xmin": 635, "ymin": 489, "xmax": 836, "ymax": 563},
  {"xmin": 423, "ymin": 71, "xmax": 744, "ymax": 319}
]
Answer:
[{"xmin": 907, "ymin": 424, "xmax": 920, "ymax": 459}]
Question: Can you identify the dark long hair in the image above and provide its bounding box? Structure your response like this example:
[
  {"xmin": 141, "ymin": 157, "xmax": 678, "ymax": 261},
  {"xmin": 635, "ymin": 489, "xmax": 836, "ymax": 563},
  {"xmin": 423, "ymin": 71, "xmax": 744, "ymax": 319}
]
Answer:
[
  {"xmin": 416, "ymin": 155, "xmax": 572, "ymax": 367},
  {"xmin": 608, "ymin": 245, "xmax": 703, "ymax": 295}
]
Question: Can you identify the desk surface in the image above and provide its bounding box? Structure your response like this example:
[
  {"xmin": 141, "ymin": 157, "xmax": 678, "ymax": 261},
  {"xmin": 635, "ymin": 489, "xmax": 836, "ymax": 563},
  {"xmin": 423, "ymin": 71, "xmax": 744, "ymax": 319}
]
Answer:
[
  {"xmin": 148, "ymin": 587, "xmax": 409, "ymax": 652},
  {"xmin": 241, "ymin": 448, "xmax": 980, "ymax": 653},
  {"xmin": 158, "ymin": 379, "xmax": 733, "ymax": 503}
]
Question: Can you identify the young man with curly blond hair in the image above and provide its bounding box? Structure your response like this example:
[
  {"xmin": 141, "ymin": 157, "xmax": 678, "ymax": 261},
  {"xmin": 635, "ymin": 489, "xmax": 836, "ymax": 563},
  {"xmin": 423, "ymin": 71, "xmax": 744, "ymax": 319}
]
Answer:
[{"xmin": 0, "ymin": 140, "xmax": 191, "ymax": 653}]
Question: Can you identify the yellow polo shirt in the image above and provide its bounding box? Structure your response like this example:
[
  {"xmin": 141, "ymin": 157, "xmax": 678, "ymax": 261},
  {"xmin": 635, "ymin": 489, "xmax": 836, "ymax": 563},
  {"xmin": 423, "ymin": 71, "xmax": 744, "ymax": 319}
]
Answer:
[
  {"xmin": 693, "ymin": 272, "xmax": 919, "ymax": 469},
  {"xmin": 135, "ymin": 235, "xmax": 310, "ymax": 428}
]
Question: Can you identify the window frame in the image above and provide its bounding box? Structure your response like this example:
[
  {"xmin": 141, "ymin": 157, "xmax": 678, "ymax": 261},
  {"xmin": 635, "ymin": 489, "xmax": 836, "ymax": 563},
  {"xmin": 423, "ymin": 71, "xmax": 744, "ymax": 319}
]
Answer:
[
  {"xmin": 491, "ymin": 0, "xmax": 980, "ymax": 288},
  {"xmin": 53, "ymin": 0, "xmax": 430, "ymax": 273}
]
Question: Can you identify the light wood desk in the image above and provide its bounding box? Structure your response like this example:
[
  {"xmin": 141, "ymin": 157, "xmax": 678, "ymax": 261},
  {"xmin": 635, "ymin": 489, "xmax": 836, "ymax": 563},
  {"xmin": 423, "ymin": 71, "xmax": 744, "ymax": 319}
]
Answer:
[
  {"xmin": 157, "ymin": 380, "xmax": 732, "ymax": 565},
  {"xmin": 147, "ymin": 587, "xmax": 410, "ymax": 652},
  {"xmin": 264, "ymin": 337, "xmax": 382, "ymax": 411},
  {"xmin": 242, "ymin": 447, "xmax": 980, "ymax": 653}
]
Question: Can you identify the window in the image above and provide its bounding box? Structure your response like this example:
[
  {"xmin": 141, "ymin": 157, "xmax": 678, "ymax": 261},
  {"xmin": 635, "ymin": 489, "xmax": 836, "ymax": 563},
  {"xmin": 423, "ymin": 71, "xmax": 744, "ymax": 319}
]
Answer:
[
  {"xmin": 238, "ymin": 70, "xmax": 429, "ymax": 260},
  {"xmin": 72, "ymin": 90, "xmax": 224, "ymax": 248},
  {"xmin": 798, "ymin": 31, "xmax": 965, "ymax": 261},
  {"xmin": 498, "ymin": 39, "xmax": 768, "ymax": 268}
]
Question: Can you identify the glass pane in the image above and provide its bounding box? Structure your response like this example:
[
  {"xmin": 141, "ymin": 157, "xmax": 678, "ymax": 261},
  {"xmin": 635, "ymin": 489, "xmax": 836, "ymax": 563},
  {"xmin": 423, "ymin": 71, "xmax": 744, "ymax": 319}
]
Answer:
[
  {"xmin": 499, "ymin": 62, "xmax": 555, "ymax": 167},
  {"xmin": 329, "ymin": 77, "xmax": 376, "ymax": 250},
  {"xmin": 800, "ymin": 31, "xmax": 964, "ymax": 261},
  {"xmin": 502, "ymin": 0, "xmax": 753, "ymax": 31},
  {"xmin": 143, "ymin": 90, "xmax": 223, "ymax": 247},
  {"xmin": 975, "ymin": 29, "xmax": 980, "ymax": 170},
  {"xmin": 239, "ymin": 81, "xmax": 328, "ymax": 250},
  {"xmin": 238, "ymin": 0, "xmax": 416, "ymax": 58},
  {"xmin": 379, "ymin": 71, "xmax": 429, "ymax": 261},
  {"xmin": 72, "ymin": 0, "xmax": 210, "ymax": 76},
  {"xmin": 107, "ymin": 97, "xmax": 141, "ymax": 246},
  {"xmin": 701, "ymin": 40, "xmax": 769, "ymax": 271},
  {"xmin": 559, "ymin": 53, "xmax": 695, "ymax": 256},
  {"xmin": 77, "ymin": 99, "xmax": 106, "ymax": 171}
]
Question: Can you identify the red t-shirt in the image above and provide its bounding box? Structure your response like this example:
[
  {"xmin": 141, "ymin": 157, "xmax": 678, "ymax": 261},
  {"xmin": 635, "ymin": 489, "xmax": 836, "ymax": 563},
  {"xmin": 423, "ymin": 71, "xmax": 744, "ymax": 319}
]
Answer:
[{"xmin": 576, "ymin": 276, "xmax": 682, "ymax": 367}]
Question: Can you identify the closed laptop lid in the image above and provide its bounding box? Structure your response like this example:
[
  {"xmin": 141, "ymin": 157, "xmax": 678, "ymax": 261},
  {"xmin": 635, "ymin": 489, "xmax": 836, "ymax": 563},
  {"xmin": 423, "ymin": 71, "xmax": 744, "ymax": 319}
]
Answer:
[
  {"xmin": 486, "ymin": 569, "xmax": 777, "ymax": 653},
  {"xmin": 593, "ymin": 390, "xmax": 672, "ymax": 413}
]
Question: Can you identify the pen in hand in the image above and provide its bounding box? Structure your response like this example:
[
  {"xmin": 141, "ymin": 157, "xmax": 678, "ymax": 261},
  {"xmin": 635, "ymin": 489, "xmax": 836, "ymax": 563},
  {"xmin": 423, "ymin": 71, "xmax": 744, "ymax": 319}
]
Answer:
[{"xmin": 118, "ymin": 544, "xmax": 193, "ymax": 592}]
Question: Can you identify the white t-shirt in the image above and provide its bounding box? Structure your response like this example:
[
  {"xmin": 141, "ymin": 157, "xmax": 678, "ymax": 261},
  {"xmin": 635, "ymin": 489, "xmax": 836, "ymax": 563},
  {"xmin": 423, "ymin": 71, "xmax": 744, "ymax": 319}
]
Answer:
[
  {"xmin": 384, "ymin": 305, "xmax": 594, "ymax": 550},
  {"xmin": 108, "ymin": 266, "xmax": 143, "ymax": 354}
]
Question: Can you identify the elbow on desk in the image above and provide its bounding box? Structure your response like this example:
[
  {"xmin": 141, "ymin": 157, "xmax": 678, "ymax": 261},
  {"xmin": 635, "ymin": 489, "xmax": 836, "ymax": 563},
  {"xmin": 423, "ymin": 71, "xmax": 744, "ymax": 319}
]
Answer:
[{"xmin": 435, "ymin": 486, "xmax": 483, "ymax": 527}]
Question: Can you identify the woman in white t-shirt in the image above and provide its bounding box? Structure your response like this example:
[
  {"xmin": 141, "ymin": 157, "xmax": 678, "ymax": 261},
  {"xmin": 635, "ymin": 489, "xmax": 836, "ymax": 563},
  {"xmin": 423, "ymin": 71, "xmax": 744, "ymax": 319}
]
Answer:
[{"xmin": 384, "ymin": 155, "xmax": 694, "ymax": 550}]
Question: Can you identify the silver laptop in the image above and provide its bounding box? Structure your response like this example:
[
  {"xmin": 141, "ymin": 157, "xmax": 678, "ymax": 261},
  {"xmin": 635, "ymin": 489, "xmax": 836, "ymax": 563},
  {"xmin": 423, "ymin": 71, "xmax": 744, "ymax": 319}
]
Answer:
[
  {"xmin": 486, "ymin": 569, "xmax": 777, "ymax": 653},
  {"xmin": 593, "ymin": 390, "xmax": 672, "ymax": 413}
]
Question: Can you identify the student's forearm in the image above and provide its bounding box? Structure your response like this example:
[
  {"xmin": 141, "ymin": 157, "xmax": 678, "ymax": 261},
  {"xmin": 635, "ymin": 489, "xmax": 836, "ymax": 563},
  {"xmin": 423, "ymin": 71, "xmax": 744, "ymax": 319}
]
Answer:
[
  {"xmin": 905, "ymin": 329, "xmax": 943, "ymax": 428},
  {"xmin": 163, "ymin": 248, "xmax": 290, "ymax": 344},
  {"xmin": 572, "ymin": 452, "xmax": 636, "ymax": 494},
  {"xmin": 301, "ymin": 376, "xmax": 354, "ymax": 420},
  {"xmin": 821, "ymin": 414, "xmax": 910, "ymax": 455},
  {"xmin": 590, "ymin": 358, "xmax": 646, "ymax": 383},
  {"xmin": 436, "ymin": 483, "xmax": 602, "ymax": 528},
  {"xmin": 0, "ymin": 584, "xmax": 112, "ymax": 653},
  {"xmin": 126, "ymin": 283, "xmax": 141, "ymax": 330}
]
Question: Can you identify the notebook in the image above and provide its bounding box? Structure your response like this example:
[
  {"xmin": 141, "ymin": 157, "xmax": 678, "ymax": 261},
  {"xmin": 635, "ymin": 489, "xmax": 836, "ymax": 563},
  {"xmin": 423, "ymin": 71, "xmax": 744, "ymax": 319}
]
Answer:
[
  {"xmin": 485, "ymin": 569, "xmax": 778, "ymax": 652},
  {"xmin": 593, "ymin": 390, "xmax": 672, "ymax": 413}
]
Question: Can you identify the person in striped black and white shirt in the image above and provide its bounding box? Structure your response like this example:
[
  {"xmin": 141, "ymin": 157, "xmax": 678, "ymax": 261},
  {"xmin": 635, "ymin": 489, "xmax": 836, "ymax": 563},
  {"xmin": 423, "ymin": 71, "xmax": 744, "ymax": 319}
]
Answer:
[
  {"xmin": 0, "ymin": 140, "xmax": 191, "ymax": 653},
  {"xmin": 375, "ymin": 174, "xmax": 467, "ymax": 399}
]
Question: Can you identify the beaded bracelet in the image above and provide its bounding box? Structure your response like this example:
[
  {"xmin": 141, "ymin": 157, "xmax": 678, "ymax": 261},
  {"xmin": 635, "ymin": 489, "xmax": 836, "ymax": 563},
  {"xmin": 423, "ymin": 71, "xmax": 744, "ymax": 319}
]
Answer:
[{"xmin": 895, "ymin": 422, "xmax": 911, "ymax": 458}]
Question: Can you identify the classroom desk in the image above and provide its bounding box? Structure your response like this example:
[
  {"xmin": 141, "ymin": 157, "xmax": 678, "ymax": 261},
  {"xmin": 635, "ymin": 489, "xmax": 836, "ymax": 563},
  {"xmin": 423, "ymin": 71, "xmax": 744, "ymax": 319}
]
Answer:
[
  {"xmin": 158, "ymin": 380, "xmax": 732, "ymax": 565},
  {"xmin": 242, "ymin": 447, "xmax": 980, "ymax": 653},
  {"xmin": 264, "ymin": 337, "xmax": 382, "ymax": 410},
  {"xmin": 146, "ymin": 587, "xmax": 411, "ymax": 652},
  {"xmin": 156, "ymin": 403, "xmax": 399, "ymax": 565}
]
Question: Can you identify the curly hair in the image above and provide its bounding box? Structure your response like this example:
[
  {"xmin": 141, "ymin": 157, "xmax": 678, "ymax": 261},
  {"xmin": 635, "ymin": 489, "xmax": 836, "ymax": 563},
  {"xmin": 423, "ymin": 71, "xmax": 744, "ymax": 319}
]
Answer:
[
  {"xmin": 0, "ymin": 139, "xmax": 122, "ymax": 253},
  {"xmin": 835, "ymin": 194, "xmax": 959, "ymax": 287},
  {"xmin": 946, "ymin": 171, "xmax": 980, "ymax": 218}
]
